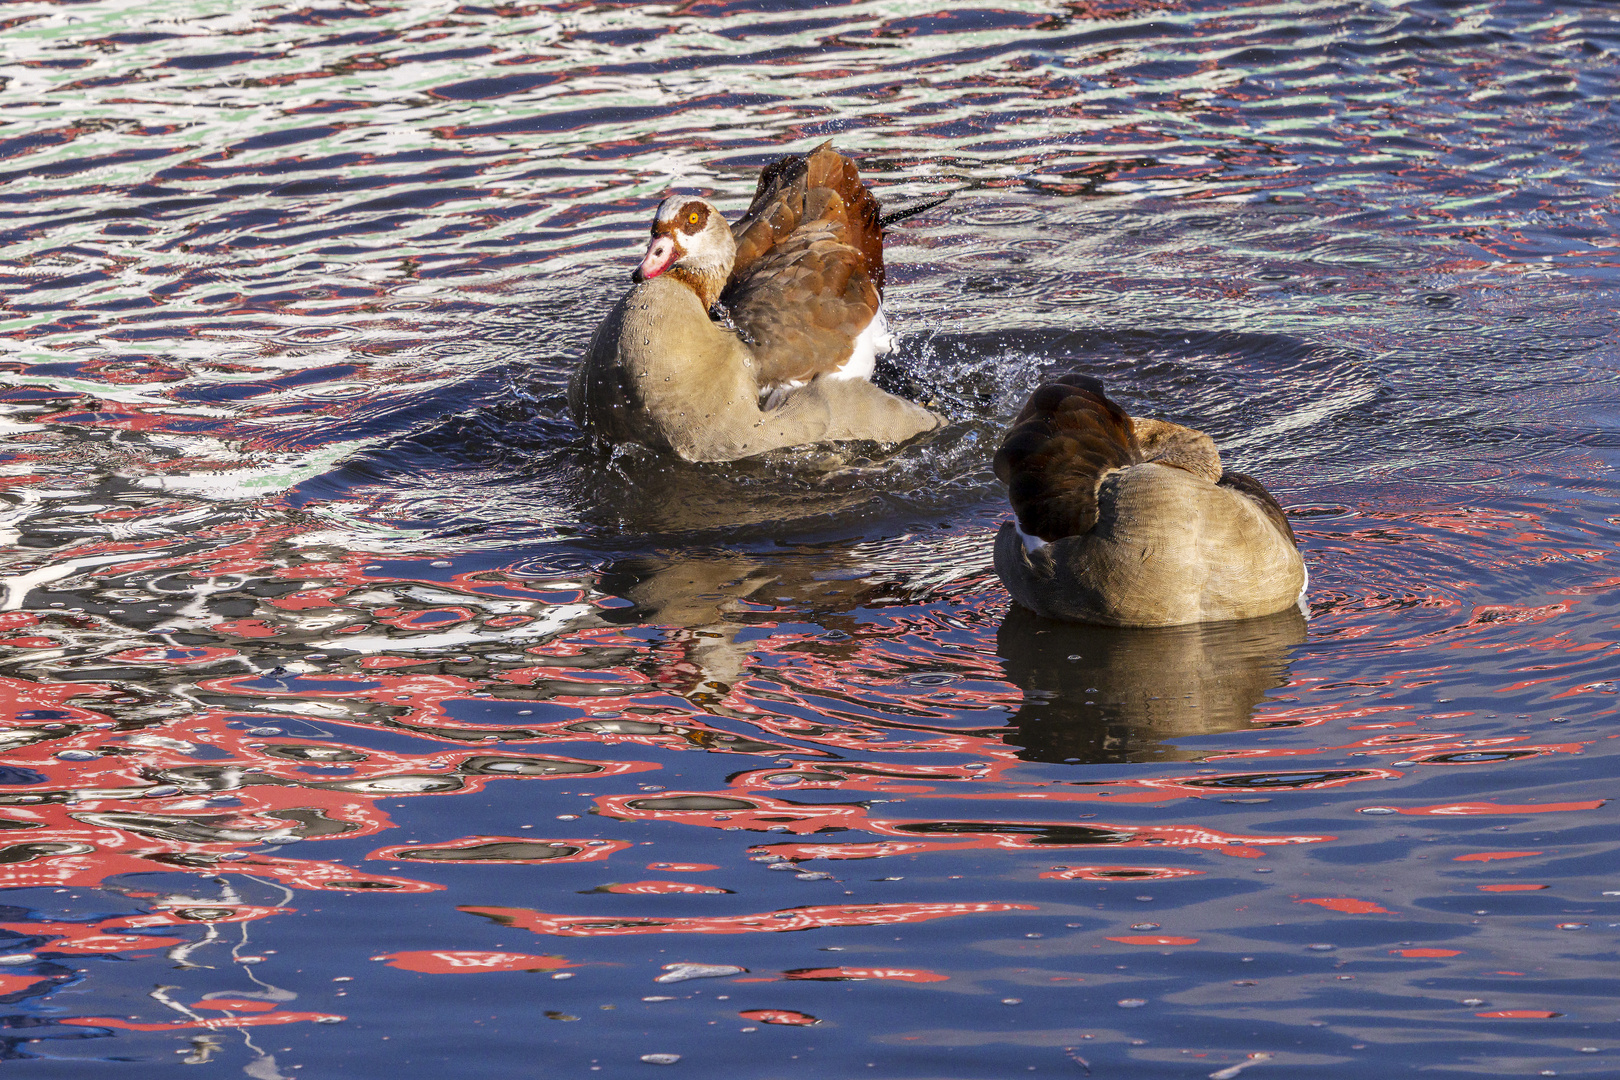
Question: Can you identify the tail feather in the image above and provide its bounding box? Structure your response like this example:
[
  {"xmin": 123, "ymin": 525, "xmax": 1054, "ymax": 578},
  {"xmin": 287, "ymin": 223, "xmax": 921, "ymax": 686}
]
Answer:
[{"xmin": 878, "ymin": 191, "xmax": 953, "ymax": 228}]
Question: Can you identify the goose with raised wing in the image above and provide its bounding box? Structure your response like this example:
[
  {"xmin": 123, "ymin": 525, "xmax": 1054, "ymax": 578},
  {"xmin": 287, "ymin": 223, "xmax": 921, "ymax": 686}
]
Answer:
[
  {"xmin": 992, "ymin": 374, "xmax": 1307, "ymax": 627},
  {"xmin": 569, "ymin": 144, "xmax": 942, "ymax": 462}
]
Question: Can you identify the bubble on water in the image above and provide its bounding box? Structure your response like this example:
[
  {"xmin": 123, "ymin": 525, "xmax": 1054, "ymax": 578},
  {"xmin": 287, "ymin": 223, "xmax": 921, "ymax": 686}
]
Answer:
[
  {"xmin": 55, "ymin": 750, "xmax": 98, "ymax": 761},
  {"xmin": 1116, "ymin": 998, "xmax": 1148, "ymax": 1008},
  {"xmin": 1359, "ymin": 807, "xmax": 1399, "ymax": 815},
  {"xmin": 796, "ymin": 872, "xmax": 830, "ymax": 880},
  {"xmin": 1306, "ymin": 944, "xmax": 1336, "ymax": 951},
  {"xmin": 1002, "ymin": 998, "xmax": 1022, "ymax": 1005},
  {"xmin": 247, "ymin": 727, "xmax": 283, "ymax": 736},
  {"xmin": 1131, "ymin": 923, "xmax": 1160, "ymax": 931},
  {"xmin": 141, "ymin": 785, "xmax": 181, "ymax": 798},
  {"xmin": 1461, "ymin": 998, "xmax": 1485, "ymax": 1006},
  {"xmin": 1558, "ymin": 923, "xmax": 1587, "ymax": 931},
  {"xmin": 640, "ymin": 1053, "xmax": 680, "ymax": 1065}
]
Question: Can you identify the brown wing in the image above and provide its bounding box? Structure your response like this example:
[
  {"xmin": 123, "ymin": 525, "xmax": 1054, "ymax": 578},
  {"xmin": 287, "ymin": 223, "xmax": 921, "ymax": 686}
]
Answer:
[
  {"xmin": 722, "ymin": 144, "xmax": 887, "ymax": 389},
  {"xmin": 725, "ymin": 210, "xmax": 880, "ymax": 389},
  {"xmin": 729, "ymin": 141, "xmax": 884, "ymax": 292},
  {"xmin": 994, "ymin": 375, "xmax": 1143, "ymax": 543}
]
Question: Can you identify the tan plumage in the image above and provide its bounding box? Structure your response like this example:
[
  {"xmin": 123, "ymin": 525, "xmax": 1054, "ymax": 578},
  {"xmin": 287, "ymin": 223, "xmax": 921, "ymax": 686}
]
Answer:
[
  {"xmin": 992, "ymin": 374, "xmax": 1306, "ymax": 627},
  {"xmin": 568, "ymin": 143, "xmax": 940, "ymax": 462}
]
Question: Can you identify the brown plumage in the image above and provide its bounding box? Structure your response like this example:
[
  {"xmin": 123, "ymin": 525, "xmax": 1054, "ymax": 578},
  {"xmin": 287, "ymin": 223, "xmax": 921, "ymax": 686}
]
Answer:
[
  {"xmin": 992, "ymin": 376, "xmax": 1306, "ymax": 627},
  {"xmin": 724, "ymin": 143, "xmax": 888, "ymax": 392},
  {"xmin": 569, "ymin": 143, "xmax": 941, "ymax": 462}
]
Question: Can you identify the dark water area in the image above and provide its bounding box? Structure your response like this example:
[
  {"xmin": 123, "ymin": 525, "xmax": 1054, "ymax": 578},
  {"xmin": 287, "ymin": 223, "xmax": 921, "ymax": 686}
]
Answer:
[{"xmin": 1, "ymin": 0, "xmax": 1618, "ymax": 1075}]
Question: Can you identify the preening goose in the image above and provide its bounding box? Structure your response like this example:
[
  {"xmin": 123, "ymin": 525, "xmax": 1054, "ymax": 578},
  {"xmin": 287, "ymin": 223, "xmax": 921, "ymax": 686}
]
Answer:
[
  {"xmin": 569, "ymin": 143, "xmax": 941, "ymax": 462},
  {"xmin": 992, "ymin": 374, "xmax": 1307, "ymax": 627}
]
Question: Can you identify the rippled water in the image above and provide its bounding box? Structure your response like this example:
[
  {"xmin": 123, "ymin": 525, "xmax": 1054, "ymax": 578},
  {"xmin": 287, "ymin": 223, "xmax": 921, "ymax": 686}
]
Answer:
[{"xmin": 2, "ymin": 0, "xmax": 1618, "ymax": 1075}]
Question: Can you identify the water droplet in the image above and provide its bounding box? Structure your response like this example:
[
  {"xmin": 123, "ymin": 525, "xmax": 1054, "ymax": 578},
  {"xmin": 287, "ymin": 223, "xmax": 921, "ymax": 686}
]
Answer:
[
  {"xmin": 1558, "ymin": 923, "xmax": 1587, "ymax": 931},
  {"xmin": 640, "ymin": 1054, "xmax": 681, "ymax": 1065},
  {"xmin": 247, "ymin": 727, "xmax": 282, "ymax": 736},
  {"xmin": 1359, "ymin": 806, "xmax": 1399, "ymax": 815},
  {"xmin": 1116, "ymin": 998, "xmax": 1148, "ymax": 1009},
  {"xmin": 1306, "ymin": 943, "xmax": 1336, "ymax": 951},
  {"xmin": 55, "ymin": 750, "xmax": 97, "ymax": 761},
  {"xmin": 1001, "ymin": 998, "xmax": 1022, "ymax": 1005},
  {"xmin": 1130, "ymin": 923, "xmax": 1159, "ymax": 931}
]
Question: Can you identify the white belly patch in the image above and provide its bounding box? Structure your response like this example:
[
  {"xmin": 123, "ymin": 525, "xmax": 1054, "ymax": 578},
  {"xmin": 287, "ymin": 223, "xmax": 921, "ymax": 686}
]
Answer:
[{"xmin": 826, "ymin": 304, "xmax": 892, "ymax": 383}]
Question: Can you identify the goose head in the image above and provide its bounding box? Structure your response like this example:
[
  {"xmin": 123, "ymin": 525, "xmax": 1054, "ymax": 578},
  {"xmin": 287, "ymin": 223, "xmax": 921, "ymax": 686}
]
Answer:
[{"xmin": 633, "ymin": 196, "xmax": 736, "ymax": 310}]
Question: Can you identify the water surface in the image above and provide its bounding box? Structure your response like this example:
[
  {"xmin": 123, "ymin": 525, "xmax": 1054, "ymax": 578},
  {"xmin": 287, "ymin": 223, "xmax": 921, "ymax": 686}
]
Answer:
[{"xmin": 1, "ymin": 0, "xmax": 1618, "ymax": 1076}]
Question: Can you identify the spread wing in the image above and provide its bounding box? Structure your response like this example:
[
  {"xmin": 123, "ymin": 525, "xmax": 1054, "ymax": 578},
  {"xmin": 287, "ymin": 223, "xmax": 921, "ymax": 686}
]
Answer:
[{"xmin": 723, "ymin": 144, "xmax": 886, "ymax": 391}]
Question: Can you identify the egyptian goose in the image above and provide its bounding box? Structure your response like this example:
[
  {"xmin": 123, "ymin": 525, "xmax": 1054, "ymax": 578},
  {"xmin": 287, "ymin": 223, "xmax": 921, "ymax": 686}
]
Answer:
[
  {"xmin": 993, "ymin": 375, "xmax": 1307, "ymax": 627},
  {"xmin": 569, "ymin": 144, "xmax": 941, "ymax": 462}
]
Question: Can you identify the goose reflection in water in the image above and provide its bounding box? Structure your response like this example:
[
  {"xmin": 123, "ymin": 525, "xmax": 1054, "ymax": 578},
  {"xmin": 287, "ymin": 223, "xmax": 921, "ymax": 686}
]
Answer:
[
  {"xmin": 995, "ymin": 605, "xmax": 1306, "ymax": 764},
  {"xmin": 593, "ymin": 550, "xmax": 889, "ymax": 716}
]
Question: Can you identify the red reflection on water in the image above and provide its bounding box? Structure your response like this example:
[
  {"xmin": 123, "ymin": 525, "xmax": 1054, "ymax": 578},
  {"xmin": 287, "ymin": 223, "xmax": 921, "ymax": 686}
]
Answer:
[
  {"xmin": 192, "ymin": 999, "xmax": 276, "ymax": 1012},
  {"xmin": 0, "ymin": 974, "xmax": 54, "ymax": 995},
  {"xmin": 1106, "ymin": 935, "xmax": 1200, "ymax": 946},
  {"xmin": 1477, "ymin": 884, "xmax": 1547, "ymax": 892},
  {"xmin": 933, "ymin": 767, "xmax": 1401, "ymax": 805},
  {"xmin": 784, "ymin": 967, "xmax": 948, "ymax": 982},
  {"xmin": 62, "ymin": 1012, "xmax": 343, "ymax": 1031},
  {"xmin": 1206, "ymin": 732, "xmax": 1587, "ymax": 765},
  {"xmin": 647, "ymin": 862, "xmax": 718, "ymax": 872},
  {"xmin": 598, "ymin": 790, "xmax": 1332, "ymax": 859},
  {"xmin": 461, "ymin": 901, "xmax": 1036, "ymax": 936},
  {"xmin": 1454, "ymin": 851, "xmax": 1543, "ymax": 862},
  {"xmin": 1392, "ymin": 948, "xmax": 1462, "ymax": 958},
  {"xmin": 366, "ymin": 837, "xmax": 631, "ymax": 864},
  {"xmin": 0, "ymin": 920, "xmax": 185, "ymax": 954},
  {"xmin": 1039, "ymin": 866, "xmax": 1205, "ymax": 881},
  {"xmin": 1474, "ymin": 1010, "xmax": 1561, "ymax": 1019},
  {"xmin": 1396, "ymin": 801, "xmax": 1604, "ymax": 816},
  {"xmin": 0, "ymin": 802, "xmax": 441, "ymax": 893},
  {"xmin": 598, "ymin": 881, "xmax": 728, "ymax": 895},
  {"xmin": 382, "ymin": 950, "xmax": 572, "ymax": 973},
  {"xmin": 1296, "ymin": 898, "xmax": 1393, "ymax": 915},
  {"xmin": 739, "ymin": 1009, "xmax": 820, "ymax": 1025}
]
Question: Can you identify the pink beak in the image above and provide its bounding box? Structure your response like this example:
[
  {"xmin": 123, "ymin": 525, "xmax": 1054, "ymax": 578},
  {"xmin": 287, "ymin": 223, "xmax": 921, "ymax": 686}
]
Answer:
[{"xmin": 633, "ymin": 236, "xmax": 678, "ymax": 282}]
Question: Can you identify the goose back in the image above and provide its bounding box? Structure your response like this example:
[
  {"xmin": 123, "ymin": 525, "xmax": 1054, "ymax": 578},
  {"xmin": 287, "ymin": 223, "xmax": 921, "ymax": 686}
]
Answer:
[{"xmin": 992, "ymin": 375, "xmax": 1305, "ymax": 626}]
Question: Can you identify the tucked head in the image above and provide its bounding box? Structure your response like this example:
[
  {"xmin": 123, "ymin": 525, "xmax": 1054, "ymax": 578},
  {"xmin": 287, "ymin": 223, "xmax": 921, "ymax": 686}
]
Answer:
[{"xmin": 633, "ymin": 196, "xmax": 736, "ymax": 309}]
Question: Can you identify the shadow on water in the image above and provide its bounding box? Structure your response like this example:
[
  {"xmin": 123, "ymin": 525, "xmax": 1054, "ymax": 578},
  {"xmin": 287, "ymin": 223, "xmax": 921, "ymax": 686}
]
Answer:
[{"xmin": 996, "ymin": 604, "xmax": 1307, "ymax": 764}]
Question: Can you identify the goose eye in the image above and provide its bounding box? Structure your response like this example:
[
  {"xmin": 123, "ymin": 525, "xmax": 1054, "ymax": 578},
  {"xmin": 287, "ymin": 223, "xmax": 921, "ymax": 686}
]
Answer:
[{"xmin": 687, "ymin": 211, "xmax": 700, "ymax": 225}]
